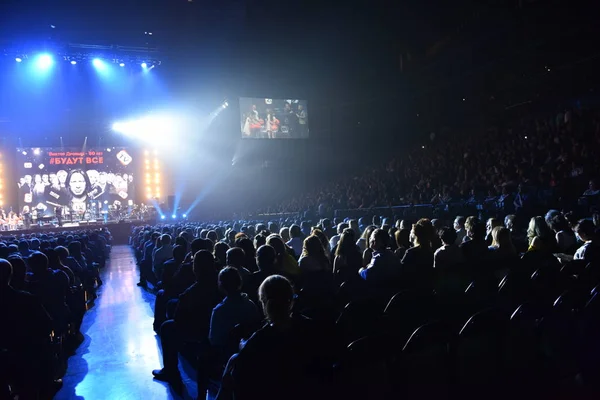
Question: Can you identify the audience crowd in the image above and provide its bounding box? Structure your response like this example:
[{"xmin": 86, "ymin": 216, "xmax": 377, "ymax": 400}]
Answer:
[
  {"xmin": 133, "ymin": 196, "xmax": 600, "ymax": 398},
  {"xmin": 258, "ymin": 106, "xmax": 600, "ymax": 216},
  {"xmin": 4, "ymin": 105, "xmax": 600, "ymax": 399},
  {"xmin": 1, "ymin": 229, "xmax": 111, "ymax": 399}
]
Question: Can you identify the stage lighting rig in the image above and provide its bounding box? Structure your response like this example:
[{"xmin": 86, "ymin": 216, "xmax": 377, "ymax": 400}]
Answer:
[{"xmin": 2, "ymin": 42, "xmax": 162, "ymax": 69}]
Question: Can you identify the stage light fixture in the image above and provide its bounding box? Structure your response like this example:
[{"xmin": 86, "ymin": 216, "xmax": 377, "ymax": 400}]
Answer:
[
  {"xmin": 36, "ymin": 54, "xmax": 54, "ymax": 69},
  {"xmin": 141, "ymin": 62, "xmax": 148, "ymax": 69},
  {"xmin": 70, "ymin": 60, "xmax": 77, "ymax": 65},
  {"xmin": 182, "ymin": 214, "xmax": 187, "ymax": 218},
  {"xmin": 171, "ymin": 214, "xmax": 176, "ymax": 219},
  {"xmin": 21, "ymin": 151, "xmax": 27, "ymax": 155},
  {"xmin": 119, "ymin": 63, "xmax": 125, "ymax": 67},
  {"xmin": 161, "ymin": 215, "xmax": 166, "ymax": 220},
  {"xmin": 33, "ymin": 148, "xmax": 41, "ymax": 155},
  {"xmin": 15, "ymin": 57, "xmax": 22, "ymax": 63}
]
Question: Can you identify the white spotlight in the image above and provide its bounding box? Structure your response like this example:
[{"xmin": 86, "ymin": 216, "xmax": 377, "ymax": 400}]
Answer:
[
  {"xmin": 70, "ymin": 60, "xmax": 77, "ymax": 65},
  {"xmin": 15, "ymin": 57, "xmax": 22, "ymax": 63},
  {"xmin": 141, "ymin": 62, "xmax": 147, "ymax": 69},
  {"xmin": 119, "ymin": 63, "xmax": 125, "ymax": 67},
  {"xmin": 33, "ymin": 148, "xmax": 41, "ymax": 155}
]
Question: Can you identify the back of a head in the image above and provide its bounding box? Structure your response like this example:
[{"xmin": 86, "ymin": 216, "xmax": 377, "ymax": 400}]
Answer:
[
  {"xmin": 492, "ymin": 226, "xmax": 513, "ymax": 249},
  {"xmin": 161, "ymin": 234, "xmax": 172, "ymax": 246},
  {"xmin": 226, "ymin": 247, "xmax": 246, "ymax": 268},
  {"xmin": 55, "ymin": 246, "xmax": 69, "ymax": 261},
  {"xmin": 193, "ymin": 250, "xmax": 215, "ymax": 278},
  {"xmin": 172, "ymin": 245, "xmax": 186, "ymax": 262},
  {"xmin": 235, "ymin": 237, "xmax": 255, "ymax": 257},
  {"xmin": 68, "ymin": 240, "xmax": 82, "ymax": 256},
  {"xmin": 337, "ymin": 223, "xmax": 349, "ymax": 235},
  {"xmin": 336, "ymin": 228, "xmax": 356, "ymax": 257},
  {"xmin": 370, "ymin": 228, "xmax": 390, "ymax": 251},
  {"xmin": 575, "ymin": 219, "xmax": 596, "ymax": 240},
  {"xmin": 7, "ymin": 256, "xmax": 26, "ymax": 285},
  {"xmin": 29, "ymin": 251, "xmax": 49, "ymax": 274},
  {"xmin": 290, "ymin": 224, "xmax": 302, "ymax": 238},
  {"xmin": 0, "ymin": 258, "xmax": 12, "ymax": 286},
  {"xmin": 266, "ymin": 235, "xmax": 285, "ymax": 255},
  {"xmin": 395, "ymin": 228, "xmax": 411, "ymax": 249},
  {"xmin": 259, "ymin": 275, "xmax": 294, "ymax": 323},
  {"xmin": 256, "ymin": 244, "xmax": 277, "ymax": 271},
  {"xmin": 302, "ymin": 235, "xmax": 325, "ymax": 258},
  {"xmin": 30, "ymin": 238, "xmax": 41, "ymax": 250},
  {"xmin": 439, "ymin": 227, "xmax": 457, "ymax": 246},
  {"xmin": 18, "ymin": 240, "xmax": 29, "ymax": 251},
  {"xmin": 218, "ymin": 266, "xmax": 243, "ymax": 296}
]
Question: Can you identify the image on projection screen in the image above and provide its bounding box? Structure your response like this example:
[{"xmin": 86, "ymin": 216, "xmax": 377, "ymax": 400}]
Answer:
[{"xmin": 240, "ymin": 97, "xmax": 309, "ymax": 139}]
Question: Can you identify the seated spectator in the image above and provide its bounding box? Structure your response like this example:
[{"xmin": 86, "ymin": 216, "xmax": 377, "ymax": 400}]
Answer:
[
  {"xmin": 583, "ymin": 179, "xmax": 600, "ymax": 196},
  {"xmin": 299, "ymin": 235, "xmax": 334, "ymax": 294},
  {"xmin": 219, "ymin": 275, "xmax": 327, "ymax": 400},
  {"xmin": 299, "ymin": 235, "xmax": 330, "ymax": 272},
  {"xmin": 214, "ymin": 242, "xmax": 230, "ymax": 268},
  {"xmin": 526, "ymin": 216, "xmax": 557, "ymax": 253},
  {"xmin": 485, "ymin": 218, "xmax": 502, "ymax": 246},
  {"xmin": 360, "ymin": 228, "xmax": 400, "ymax": 287},
  {"xmin": 434, "ymin": 227, "xmax": 464, "ymax": 270},
  {"xmin": 393, "ymin": 228, "xmax": 411, "ymax": 260},
  {"xmin": 6, "ymin": 255, "xmax": 27, "ymax": 291},
  {"xmin": 246, "ymin": 244, "xmax": 278, "ymax": 304},
  {"xmin": 333, "ymin": 228, "xmax": 362, "ymax": 284},
  {"xmin": 460, "ymin": 217, "xmax": 489, "ymax": 272},
  {"xmin": 279, "ymin": 227, "xmax": 290, "ymax": 243},
  {"xmin": 152, "ymin": 250, "xmax": 219, "ymax": 388},
  {"xmin": 266, "ymin": 234, "xmax": 301, "ymax": 278},
  {"xmin": 235, "ymin": 238, "xmax": 258, "ymax": 273},
  {"xmin": 328, "ymin": 223, "xmax": 348, "ymax": 252},
  {"xmin": 153, "ymin": 245, "xmax": 187, "ymax": 332},
  {"xmin": 356, "ymin": 225, "xmax": 376, "ymax": 254},
  {"xmin": 286, "ymin": 224, "xmax": 304, "ymax": 257},
  {"xmin": 226, "ymin": 247, "xmax": 252, "ymax": 278},
  {"xmin": 26, "ymin": 252, "xmax": 71, "ymax": 334},
  {"xmin": 0, "ymin": 258, "xmax": 54, "ymax": 398},
  {"xmin": 153, "ymin": 234, "xmax": 173, "ymax": 282},
  {"xmin": 547, "ymin": 213, "xmax": 578, "ymax": 254},
  {"xmin": 574, "ymin": 219, "xmax": 600, "ymax": 262},
  {"xmin": 401, "ymin": 221, "xmax": 434, "ymax": 289},
  {"xmin": 209, "ymin": 267, "xmax": 260, "ymax": 364},
  {"xmin": 488, "ymin": 226, "xmax": 518, "ymax": 262}
]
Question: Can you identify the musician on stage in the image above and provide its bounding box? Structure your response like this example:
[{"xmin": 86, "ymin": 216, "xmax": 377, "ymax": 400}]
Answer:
[
  {"xmin": 22, "ymin": 206, "xmax": 32, "ymax": 229},
  {"xmin": 55, "ymin": 206, "xmax": 63, "ymax": 227},
  {"xmin": 296, "ymin": 104, "xmax": 308, "ymax": 138}
]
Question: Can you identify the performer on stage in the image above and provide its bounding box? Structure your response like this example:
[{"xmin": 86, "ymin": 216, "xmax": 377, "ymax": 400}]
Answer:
[
  {"xmin": 296, "ymin": 104, "xmax": 308, "ymax": 138},
  {"xmin": 266, "ymin": 109, "xmax": 280, "ymax": 139},
  {"xmin": 55, "ymin": 206, "xmax": 63, "ymax": 227},
  {"xmin": 22, "ymin": 206, "xmax": 32, "ymax": 229}
]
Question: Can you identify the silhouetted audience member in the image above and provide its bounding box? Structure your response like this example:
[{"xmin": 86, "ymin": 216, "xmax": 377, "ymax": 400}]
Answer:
[
  {"xmin": 360, "ymin": 228, "xmax": 400, "ymax": 288},
  {"xmin": 574, "ymin": 219, "xmax": 600, "ymax": 262},
  {"xmin": 209, "ymin": 267, "xmax": 260, "ymax": 364},
  {"xmin": 0, "ymin": 258, "xmax": 54, "ymax": 398},
  {"xmin": 434, "ymin": 227, "xmax": 464, "ymax": 270},
  {"xmin": 219, "ymin": 275, "xmax": 328, "ymax": 400},
  {"xmin": 26, "ymin": 251, "xmax": 71, "ymax": 334},
  {"xmin": 152, "ymin": 250, "xmax": 219, "ymax": 387}
]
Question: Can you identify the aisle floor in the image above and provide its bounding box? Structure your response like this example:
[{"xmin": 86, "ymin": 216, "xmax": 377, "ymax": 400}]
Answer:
[{"xmin": 55, "ymin": 245, "xmax": 198, "ymax": 400}]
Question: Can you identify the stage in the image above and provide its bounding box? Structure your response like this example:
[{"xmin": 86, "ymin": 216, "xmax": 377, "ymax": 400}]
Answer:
[{"xmin": 0, "ymin": 220, "xmax": 149, "ymax": 245}]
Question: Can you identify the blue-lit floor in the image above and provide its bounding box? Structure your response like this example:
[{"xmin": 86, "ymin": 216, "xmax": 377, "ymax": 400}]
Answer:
[{"xmin": 55, "ymin": 246, "xmax": 198, "ymax": 400}]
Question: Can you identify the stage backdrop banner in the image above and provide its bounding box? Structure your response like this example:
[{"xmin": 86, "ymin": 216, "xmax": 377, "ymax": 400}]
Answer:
[{"xmin": 16, "ymin": 147, "xmax": 136, "ymax": 217}]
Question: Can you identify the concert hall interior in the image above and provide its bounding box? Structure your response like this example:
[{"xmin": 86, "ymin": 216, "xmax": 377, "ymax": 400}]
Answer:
[{"xmin": 2, "ymin": 1, "xmax": 600, "ymax": 400}]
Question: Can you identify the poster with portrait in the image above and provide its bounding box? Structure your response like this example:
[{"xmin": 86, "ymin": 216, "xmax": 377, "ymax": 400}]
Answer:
[{"xmin": 16, "ymin": 147, "xmax": 136, "ymax": 217}]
